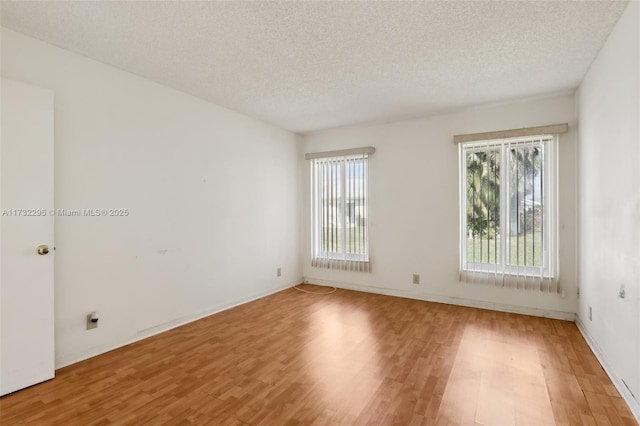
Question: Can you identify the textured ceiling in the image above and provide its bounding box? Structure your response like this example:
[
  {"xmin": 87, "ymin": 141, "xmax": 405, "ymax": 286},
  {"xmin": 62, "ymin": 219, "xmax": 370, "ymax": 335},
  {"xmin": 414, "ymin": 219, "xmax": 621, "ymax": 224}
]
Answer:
[{"xmin": 0, "ymin": 1, "xmax": 629, "ymax": 133}]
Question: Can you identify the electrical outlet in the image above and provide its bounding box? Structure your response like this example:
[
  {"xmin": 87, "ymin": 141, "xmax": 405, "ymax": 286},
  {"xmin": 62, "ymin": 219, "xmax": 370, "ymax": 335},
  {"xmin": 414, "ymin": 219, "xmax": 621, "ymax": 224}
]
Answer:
[
  {"xmin": 412, "ymin": 274, "xmax": 420, "ymax": 285},
  {"xmin": 277, "ymin": 267, "xmax": 282, "ymax": 277},
  {"xmin": 86, "ymin": 313, "xmax": 98, "ymax": 330},
  {"xmin": 588, "ymin": 306, "xmax": 592, "ymax": 321}
]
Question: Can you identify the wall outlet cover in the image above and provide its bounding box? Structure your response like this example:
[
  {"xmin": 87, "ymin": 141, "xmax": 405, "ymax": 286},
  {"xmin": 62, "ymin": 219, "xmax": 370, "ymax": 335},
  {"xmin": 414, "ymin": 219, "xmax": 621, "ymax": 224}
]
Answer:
[{"xmin": 86, "ymin": 314, "xmax": 98, "ymax": 330}]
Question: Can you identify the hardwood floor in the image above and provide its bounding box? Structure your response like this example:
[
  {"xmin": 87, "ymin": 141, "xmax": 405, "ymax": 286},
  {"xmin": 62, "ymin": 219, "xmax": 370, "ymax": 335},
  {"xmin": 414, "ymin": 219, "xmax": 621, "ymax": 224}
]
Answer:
[{"xmin": 1, "ymin": 284, "xmax": 636, "ymax": 425}]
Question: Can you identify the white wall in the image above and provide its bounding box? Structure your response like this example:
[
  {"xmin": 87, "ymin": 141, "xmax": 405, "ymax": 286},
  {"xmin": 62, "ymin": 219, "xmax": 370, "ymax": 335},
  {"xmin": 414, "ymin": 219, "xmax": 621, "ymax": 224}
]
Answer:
[
  {"xmin": 1, "ymin": 28, "xmax": 302, "ymax": 367},
  {"xmin": 302, "ymin": 93, "xmax": 578, "ymax": 319},
  {"xmin": 576, "ymin": 1, "xmax": 640, "ymax": 418}
]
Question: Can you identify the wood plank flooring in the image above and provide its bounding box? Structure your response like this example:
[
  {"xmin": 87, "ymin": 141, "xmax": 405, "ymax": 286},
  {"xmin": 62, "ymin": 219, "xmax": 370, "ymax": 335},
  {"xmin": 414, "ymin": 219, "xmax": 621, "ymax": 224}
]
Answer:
[{"xmin": 1, "ymin": 284, "xmax": 636, "ymax": 425}]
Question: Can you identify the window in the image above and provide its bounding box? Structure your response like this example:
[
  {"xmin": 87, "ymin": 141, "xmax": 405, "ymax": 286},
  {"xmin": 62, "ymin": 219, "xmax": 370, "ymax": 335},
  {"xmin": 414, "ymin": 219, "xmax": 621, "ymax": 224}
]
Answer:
[
  {"xmin": 308, "ymin": 148, "xmax": 373, "ymax": 272},
  {"xmin": 459, "ymin": 135, "xmax": 558, "ymax": 287}
]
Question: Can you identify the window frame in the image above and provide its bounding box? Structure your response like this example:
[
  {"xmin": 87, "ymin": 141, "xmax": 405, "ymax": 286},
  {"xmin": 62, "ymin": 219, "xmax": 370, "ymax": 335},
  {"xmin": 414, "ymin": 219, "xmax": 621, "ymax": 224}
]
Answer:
[
  {"xmin": 459, "ymin": 135, "xmax": 558, "ymax": 279},
  {"xmin": 310, "ymin": 154, "xmax": 370, "ymax": 267}
]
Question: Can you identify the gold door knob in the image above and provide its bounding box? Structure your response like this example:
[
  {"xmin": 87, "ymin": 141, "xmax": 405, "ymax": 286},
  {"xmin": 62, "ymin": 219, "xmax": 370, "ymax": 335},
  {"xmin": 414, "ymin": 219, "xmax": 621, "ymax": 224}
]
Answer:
[{"xmin": 37, "ymin": 245, "xmax": 50, "ymax": 255}]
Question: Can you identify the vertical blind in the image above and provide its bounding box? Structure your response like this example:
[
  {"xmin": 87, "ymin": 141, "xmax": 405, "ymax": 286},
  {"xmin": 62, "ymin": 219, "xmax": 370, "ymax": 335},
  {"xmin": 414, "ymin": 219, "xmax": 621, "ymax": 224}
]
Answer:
[
  {"xmin": 310, "ymin": 152, "xmax": 371, "ymax": 272},
  {"xmin": 459, "ymin": 135, "xmax": 559, "ymax": 292}
]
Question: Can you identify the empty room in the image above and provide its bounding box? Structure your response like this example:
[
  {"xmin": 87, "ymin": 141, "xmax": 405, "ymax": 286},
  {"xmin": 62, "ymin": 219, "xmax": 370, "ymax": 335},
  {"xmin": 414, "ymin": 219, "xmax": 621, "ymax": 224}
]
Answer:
[{"xmin": 1, "ymin": 1, "xmax": 638, "ymax": 425}]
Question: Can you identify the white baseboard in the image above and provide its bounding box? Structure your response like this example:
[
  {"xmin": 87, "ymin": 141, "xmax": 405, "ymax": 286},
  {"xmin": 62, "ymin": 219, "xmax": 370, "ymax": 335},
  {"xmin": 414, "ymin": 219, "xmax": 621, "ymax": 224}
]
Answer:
[
  {"xmin": 303, "ymin": 277, "xmax": 576, "ymax": 321},
  {"xmin": 55, "ymin": 281, "xmax": 299, "ymax": 369},
  {"xmin": 575, "ymin": 317, "xmax": 640, "ymax": 423}
]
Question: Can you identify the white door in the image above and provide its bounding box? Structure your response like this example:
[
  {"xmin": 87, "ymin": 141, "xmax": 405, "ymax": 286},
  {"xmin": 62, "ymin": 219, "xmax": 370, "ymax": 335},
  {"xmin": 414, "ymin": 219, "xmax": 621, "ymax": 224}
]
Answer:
[{"xmin": 0, "ymin": 78, "xmax": 55, "ymax": 395}]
